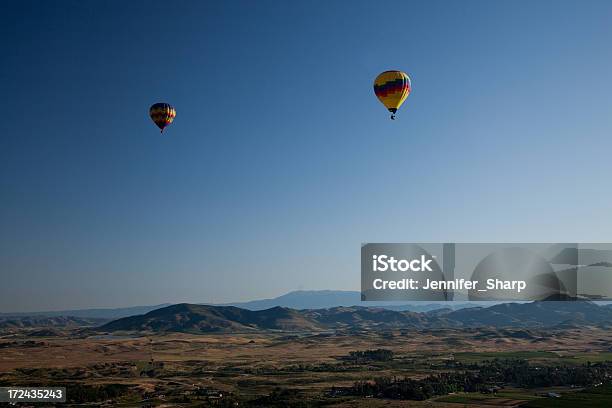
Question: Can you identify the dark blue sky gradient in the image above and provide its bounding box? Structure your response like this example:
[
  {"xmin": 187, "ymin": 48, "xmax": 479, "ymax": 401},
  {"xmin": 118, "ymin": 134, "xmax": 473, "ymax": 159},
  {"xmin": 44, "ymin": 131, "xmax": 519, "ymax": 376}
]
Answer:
[{"xmin": 2, "ymin": 1, "xmax": 612, "ymax": 311}]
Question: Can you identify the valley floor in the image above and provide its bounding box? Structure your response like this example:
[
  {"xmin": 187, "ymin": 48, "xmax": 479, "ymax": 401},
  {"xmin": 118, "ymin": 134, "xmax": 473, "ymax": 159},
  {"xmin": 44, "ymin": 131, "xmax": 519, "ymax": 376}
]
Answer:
[{"xmin": 0, "ymin": 326, "xmax": 611, "ymax": 406}]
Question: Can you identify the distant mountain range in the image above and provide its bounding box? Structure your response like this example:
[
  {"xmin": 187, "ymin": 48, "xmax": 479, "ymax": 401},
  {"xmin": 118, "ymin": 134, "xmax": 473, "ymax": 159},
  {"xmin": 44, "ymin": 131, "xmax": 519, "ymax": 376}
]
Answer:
[
  {"xmin": 100, "ymin": 299, "xmax": 612, "ymax": 333},
  {"xmin": 3, "ymin": 296, "xmax": 610, "ymax": 332},
  {"xmin": 0, "ymin": 316, "xmax": 107, "ymax": 329},
  {"xmin": 0, "ymin": 291, "xmax": 477, "ymax": 319},
  {"xmin": 217, "ymin": 290, "xmax": 363, "ymax": 310},
  {"xmin": 216, "ymin": 290, "xmax": 477, "ymax": 312},
  {"xmin": 0, "ymin": 304, "xmax": 171, "ymax": 320}
]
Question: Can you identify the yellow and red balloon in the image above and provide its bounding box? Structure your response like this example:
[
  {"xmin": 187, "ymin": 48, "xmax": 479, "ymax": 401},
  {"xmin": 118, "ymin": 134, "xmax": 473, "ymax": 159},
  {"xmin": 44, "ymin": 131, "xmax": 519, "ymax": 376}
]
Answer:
[
  {"xmin": 149, "ymin": 103, "xmax": 176, "ymax": 133},
  {"xmin": 373, "ymin": 71, "xmax": 411, "ymax": 120}
]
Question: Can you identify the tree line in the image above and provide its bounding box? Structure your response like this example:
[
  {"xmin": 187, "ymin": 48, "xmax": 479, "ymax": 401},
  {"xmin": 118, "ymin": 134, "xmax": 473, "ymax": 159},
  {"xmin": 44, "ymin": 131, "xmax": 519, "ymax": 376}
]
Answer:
[{"xmin": 349, "ymin": 359, "xmax": 612, "ymax": 400}]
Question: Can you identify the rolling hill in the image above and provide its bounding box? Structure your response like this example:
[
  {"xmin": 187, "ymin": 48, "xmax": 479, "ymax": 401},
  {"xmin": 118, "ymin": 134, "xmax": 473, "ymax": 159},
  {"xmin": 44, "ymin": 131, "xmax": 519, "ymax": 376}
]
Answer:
[
  {"xmin": 444, "ymin": 300, "xmax": 612, "ymax": 327},
  {"xmin": 0, "ymin": 304, "xmax": 171, "ymax": 320},
  {"xmin": 0, "ymin": 316, "xmax": 108, "ymax": 329},
  {"xmin": 100, "ymin": 300, "xmax": 612, "ymax": 333},
  {"xmin": 101, "ymin": 304, "xmax": 322, "ymax": 333}
]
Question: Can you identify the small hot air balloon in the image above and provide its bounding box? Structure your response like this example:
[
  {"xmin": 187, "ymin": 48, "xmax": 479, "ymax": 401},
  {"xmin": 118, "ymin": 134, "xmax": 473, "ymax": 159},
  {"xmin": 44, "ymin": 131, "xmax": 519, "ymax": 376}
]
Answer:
[
  {"xmin": 373, "ymin": 71, "xmax": 411, "ymax": 120},
  {"xmin": 149, "ymin": 103, "xmax": 176, "ymax": 133}
]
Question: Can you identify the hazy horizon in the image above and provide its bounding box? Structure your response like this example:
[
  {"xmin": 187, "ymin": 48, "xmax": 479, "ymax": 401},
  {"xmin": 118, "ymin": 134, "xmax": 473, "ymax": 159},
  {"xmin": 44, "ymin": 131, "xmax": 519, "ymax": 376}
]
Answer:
[
  {"xmin": 1, "ymin": 288, "xmax": 362, "ymax": 314},
  {"xmin": 3, "ymin": 0, "xmax": 612, "ymax": 312}
]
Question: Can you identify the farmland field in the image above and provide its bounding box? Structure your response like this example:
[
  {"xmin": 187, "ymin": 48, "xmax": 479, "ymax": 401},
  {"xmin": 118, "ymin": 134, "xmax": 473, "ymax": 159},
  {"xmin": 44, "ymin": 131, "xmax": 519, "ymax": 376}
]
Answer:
[{"xmin": 1, "ymin": 325, "xmax": 611, "ymax": 406}]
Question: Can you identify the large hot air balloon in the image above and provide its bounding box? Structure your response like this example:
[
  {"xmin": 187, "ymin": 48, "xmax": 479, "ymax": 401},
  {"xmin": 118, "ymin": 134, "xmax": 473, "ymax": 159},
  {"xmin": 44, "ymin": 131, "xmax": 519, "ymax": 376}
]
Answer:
[
  {"xmin": 149, "ymin": 103, "xmax": 176, "ymax": 133},
  {"xmin": 373, "ymin": 71, "xmax": 411, "ymax": 120}
]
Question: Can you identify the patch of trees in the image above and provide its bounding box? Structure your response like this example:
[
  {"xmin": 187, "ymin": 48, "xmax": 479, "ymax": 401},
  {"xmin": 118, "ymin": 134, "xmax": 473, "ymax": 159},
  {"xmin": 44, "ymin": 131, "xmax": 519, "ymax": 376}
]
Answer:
[
  {"xmin": 469, "ymin": 359, "xmax": 612, "ymax": 389},
  {"xmin": 247, "ymin": 388, "xmax": 332, "ymax": 407},
  {"xmin": 352, "ymin": 372, "xmax": 469, "ymax": 400},
  {"xmin": 346, "ymin": 349, "xmax": 394, "ymax": 362},
  {"xmin": 64, "ymin": 383, "xmax": 131, "ymax": 403},
  {"xmin": 349, "ymin": 359, "xmax": 612, "ymax": 400}
]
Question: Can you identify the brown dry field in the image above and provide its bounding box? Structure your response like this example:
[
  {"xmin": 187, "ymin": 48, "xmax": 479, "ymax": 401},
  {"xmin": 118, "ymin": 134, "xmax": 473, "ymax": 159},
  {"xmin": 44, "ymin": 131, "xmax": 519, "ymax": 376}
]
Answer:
[
  {"xmin": 1, "ymin": 326, "xmax": 610, "ymax": 405},
  {"xmin": 2, "ymin": 326, "xmax": 611, "ymax": 372}
]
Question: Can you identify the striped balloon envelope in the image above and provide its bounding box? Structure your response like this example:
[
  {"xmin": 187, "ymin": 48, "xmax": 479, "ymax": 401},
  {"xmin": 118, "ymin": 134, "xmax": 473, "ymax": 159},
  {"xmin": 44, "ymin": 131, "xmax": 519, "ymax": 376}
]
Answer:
[
  {"xmin": 149, "ymin": 103, "xmax": 176, "ymax": 133},
  {"xmin": 373, "ymin": 71, "xmax": 411, "ymax": 119}
]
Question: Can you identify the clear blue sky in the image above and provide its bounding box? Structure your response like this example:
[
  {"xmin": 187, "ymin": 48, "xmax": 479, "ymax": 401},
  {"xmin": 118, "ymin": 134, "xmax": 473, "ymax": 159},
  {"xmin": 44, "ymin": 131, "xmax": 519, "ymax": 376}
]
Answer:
[{"xmin": 2, "ymin": 1, "xmax": 612, "ymax": 312}]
